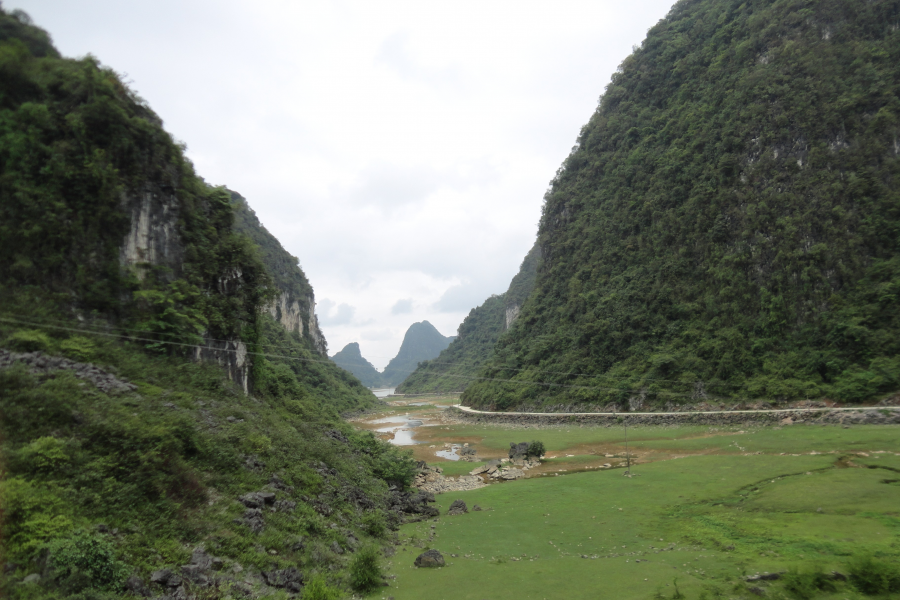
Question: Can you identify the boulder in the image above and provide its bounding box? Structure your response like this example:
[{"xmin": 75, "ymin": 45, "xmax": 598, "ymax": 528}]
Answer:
[
  {"xmin": 448, "ymin": 499, "xmax": 468, "ymax": 515},
  {"xmin": 499, "ymin": 468, "xmax": 525, "ymax": 480},
  {"xmin": 125, "ymin": 574, "xmax": 150, "ymax": 597},
  {"xmin": 469, "ymin": 465, "xmax": 489, "ymax": 475},
  {"xmin": 414, "ymin": 549, "xmax": 445, "ymax": 568},
  {"xmin": 509, "ymin": 442, "xmax": 529, "ymax": 460},
  {"xmin": 263, "ymin": 567, "xmax": 303, "ymax": 591}
]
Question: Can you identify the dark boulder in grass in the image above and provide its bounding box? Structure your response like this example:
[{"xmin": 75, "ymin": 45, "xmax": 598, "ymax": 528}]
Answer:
[
  {"xmin": 448, "ymin": 500, "xmax": 468, "ymax": 515},
  {"xmin": 414, "ymin": 549, "xmax": 445, "ymax": 568}
]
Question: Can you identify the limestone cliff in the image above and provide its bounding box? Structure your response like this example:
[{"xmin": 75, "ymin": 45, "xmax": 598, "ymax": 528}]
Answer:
[{"xmin": 231, "ymin": 191, "xmax": 329, "ymax": 356}]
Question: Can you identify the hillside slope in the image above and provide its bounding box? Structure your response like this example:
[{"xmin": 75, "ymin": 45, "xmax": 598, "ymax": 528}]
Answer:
[
  {"xmin": 397, "ymin": 243, "xmax": 541, "ymax": 394},
  {"xmin": 331, "ymin": 342, "xmax": 384, "ymax": 388},
  {"xmin": 381, "ymin": 321, "xmax": 454, "ymax": 387},
  {"xmin": 0, "ymin": 9, "xmax": 398, "ymax": 599},
  {"xmin": 464, "ymin": 0, "xmax": 900, "ymax": 411}
]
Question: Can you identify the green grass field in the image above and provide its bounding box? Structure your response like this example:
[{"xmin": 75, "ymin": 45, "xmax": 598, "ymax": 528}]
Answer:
[{"xmin": 370, "ymin": 422, "xmax": 900, "ymax": 600}]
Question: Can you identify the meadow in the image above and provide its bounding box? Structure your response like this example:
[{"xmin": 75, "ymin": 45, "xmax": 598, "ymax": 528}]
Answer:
[{"xmin": 357, "ymin": 400, "xmax": 900, "ymax": 600}]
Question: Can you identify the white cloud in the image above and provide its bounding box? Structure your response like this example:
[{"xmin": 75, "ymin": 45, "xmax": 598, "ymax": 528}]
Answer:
[
  {"xmin": 10, "ymin": 0, "xmax": 675, "ymax": 368},
  {"xmin": 391, "ymin": 299, "xmax": 414, "ymax": 315}
]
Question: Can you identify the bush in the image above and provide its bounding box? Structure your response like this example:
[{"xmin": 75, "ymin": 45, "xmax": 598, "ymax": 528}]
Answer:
[
  {"xmin": 59, "ymin": 336, "xmax": 96, "ymax": 361},
  {"xmin": 781, "ymin": 567, "xmax": 838, "ymax": 599},
  {"xmin": 349, "ymin": 545, "xmax": 383, "ymax": 593},
  {"xmin": 46, "ymin": 529, "xmax": 128, "ymax": 591},
  {"xmin": 301, "ymin": 576, "xmax": 342, "ymax": 600},
  {"xmin": 18, "ymin": 436, "xmax": 69, "ymax": 472},
  {"xmin": 526, "ymin": 440, "xmax": 545, "ymax": 458},
  {"xmin": 361, "ymin": 511, "xmax": 386, "ymax": 538},
  {"xmin": 848, "ymin": 555, "xmax": 900, "ymax": 595},
  {"xmin": 4, "ymin": 329, "xmax": 51, "ymax": 352}
]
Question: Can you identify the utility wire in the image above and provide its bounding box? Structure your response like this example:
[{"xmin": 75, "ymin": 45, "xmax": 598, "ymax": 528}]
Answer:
[
  {"xmin": 0, "ymin": 315, "xmax": 722, "ymax": 400},
  {"xmin": 0, "ymin": 312, "xmax": 706, "ymax": 384}
]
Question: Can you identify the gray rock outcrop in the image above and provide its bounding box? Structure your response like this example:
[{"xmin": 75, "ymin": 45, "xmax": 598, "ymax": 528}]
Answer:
[{"xmin": 414, "ymin": 549, "xmax": 445, "ymax": 568}]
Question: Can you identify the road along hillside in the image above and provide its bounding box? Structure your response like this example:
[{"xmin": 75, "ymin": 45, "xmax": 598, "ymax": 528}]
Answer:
[{"xmin": 450, "ymin": 404, "xmax": 900, "ymax": 427}]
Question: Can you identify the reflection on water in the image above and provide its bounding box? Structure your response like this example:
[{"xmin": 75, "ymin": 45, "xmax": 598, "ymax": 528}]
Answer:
[
  {"xmin": 371, "ymin": 388, "xmax": 396, "ymax": 398},
  {"xmin": 435, "ymin": 445, "xmax": 461, "ymax": 461},
  {"xmin": 373, "ymin": 412, "xmax": 422, "ymax": 446}
]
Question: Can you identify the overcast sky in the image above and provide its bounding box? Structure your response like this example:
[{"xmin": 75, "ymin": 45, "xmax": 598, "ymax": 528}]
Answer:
[{"xmin": 9, "ymin": 0, "xmax": 673, "ymax": 369}]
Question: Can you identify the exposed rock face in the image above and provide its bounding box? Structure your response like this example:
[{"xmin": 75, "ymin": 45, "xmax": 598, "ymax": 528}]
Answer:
[
  {"xmin": 119, "ymin": 186, "xmax": 182, "ymax": 275},
  {"xmin": 266, "ymin": 292, "xmax": 304, "ymax": 335},
  {"xmin": 307, "ymin": 296, "xmax": 327, "ymax": 356},
  {"xmin": 193, "ymin": 337, "xmax": 250, "ymax": 395},
  {"xmin": 505, "ymin": 304, "xmax": 521, "ymax": 329}
]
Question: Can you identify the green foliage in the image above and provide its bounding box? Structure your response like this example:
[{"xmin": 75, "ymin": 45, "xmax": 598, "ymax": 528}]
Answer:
[
  {"xmin": 59, "ymin": 336, "xmax": 95, "ymax": 361},
  {"xmin": 526, "ymin": 440, "xmax": 545, "ymax": 458},
  {"xmin": 4, "ymin": 329, "xmax": 51, "ymax": 352},
  {"xmin": 848, "ymin": 555, "xmax": 900, "ymax": 595},
  {"xmin": 781, "ymin": 567, "xmax": 839, "ymax": 599},
  {"xmin": 464, "ymin": 0, "xmax": 900, "ymax": 409},
  {"xmin": 18, "ymin": 436, "xmax": 69, "ymax": 472},
  {"xmin": 349, "ymin": 545, "xmax": 383, "ymax": 593},
  {"xmin": 382, "ymin": 321, "xmax": 454, "ymax": 387},
  {"xmin": 0, "ymin": 476, "xmax": 74, "ymax": 557},
  {"xmin": 46, "ymin": 530, "xmax": 128, "ymax": 592},
  {"xmin": 399, "ymin": 243, "xmax": 540, "ymax": 394},
  {"xmin": 361, "ymin": 510, "xmax": 387, "ymax": 538},
  {"xmin": 300, "ymin": 576, "xmax": 342, "ymax": 600}
]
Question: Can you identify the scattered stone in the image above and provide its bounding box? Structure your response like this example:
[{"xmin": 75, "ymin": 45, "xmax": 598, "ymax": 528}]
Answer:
[
  {"xmin": 448, "ymin": 499, "xmax": 468, "ymax": 515},
  {"xmin": 472, "ymin": 504, "xmax": 483, "ymax": 511},
  {"xmin": 234, "ymin": 508, "xmax": 265, "ymax": 533},
  {"xmin": 263, "ymin": 567, "xmax": 303, "ymax": 592},
  {"xmin": 20, "ymin": 573, "xmax": 40, "ymax": 585},
  {"xmin": 125, "ymin": 574, "xmax": 150, "ymax": 597},
  {"xmin": 330, "ymin": 541, "xmax": 344, "ymax": 555},
  {"xmin": 150, "ymin": 569, "xmax": 174, "ymax": 586},
  {"xmin": 746, "ymin": 572, "xmax": 784, "ymax": 582},
  {"xmin": 748, "ymin": 586, "xmax": 765, "ymax": 596},
  {"xmin": 414, "ymin": 549, "xmax": 445, "ymax": 568},
  {"xmin": 0, "ymin": 349, "xmax": 137, "ymax": 394}
]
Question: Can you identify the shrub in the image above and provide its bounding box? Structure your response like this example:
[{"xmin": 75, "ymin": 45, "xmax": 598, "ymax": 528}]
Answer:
[
  {"xmin": 19, "ymin": 436, "xmax": 69, "ymax": 472},
  {"xmin": 4, "ymin": 329, "xmax": 51, "ymax": 352},
  {"xmin": 349, "ymin": 545, "xmax": 383, "ymax": 593},
  {"xmin": 59, "ymin": 336, "xmax": 96, "ymax": 361},
  {"xmin": 46, "ymin": 529, "xmax": 128, "ymax": 591},
  {"xmin": 301, "ymin": 576, "xmax": 342, "ymax": 600},
  {"xmin": 526, "ymin": 440, "xmax": 545, "ymax": 458},
  {"xmin": 848, "ymin": 555, "xmax": 900, "ymax": 595},
  {"xmin": 361, "ymin": 511, "xmax": 386, "ymax": 538},
  {"xmin": 781, "ymin": 567, "xmax": 838, "ymax": 599}
]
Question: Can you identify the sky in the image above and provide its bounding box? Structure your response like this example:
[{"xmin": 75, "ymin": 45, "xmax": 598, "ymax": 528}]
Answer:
[{"xmin": 9, "ymin": 0, "xmax": 674, "ymax": 369}]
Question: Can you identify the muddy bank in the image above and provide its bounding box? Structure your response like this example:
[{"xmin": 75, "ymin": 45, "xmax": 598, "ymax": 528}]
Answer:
[{"xmin": 447, "ymin": 406, "xmax": 900, "ymax": 427}]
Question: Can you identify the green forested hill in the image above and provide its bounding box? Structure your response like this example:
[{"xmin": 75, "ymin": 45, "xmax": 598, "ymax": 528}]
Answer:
[
  {"xmin": 0, "ymin": 9, "xmax": 400, "ymax": 598},
  {"xmin": 331, "ymin": 342, "xmax": 384, "ymax": 388},
  {"xmin": 463, "ymin": 0, "xmax": 900, "ymax": 410},
  {"xmin": 397, "ymin": 243, "xmax": 541, "ymax": 394},
  {"xmin": 381, "ymin": 321, "xmax": 454, "ymax": 387}
]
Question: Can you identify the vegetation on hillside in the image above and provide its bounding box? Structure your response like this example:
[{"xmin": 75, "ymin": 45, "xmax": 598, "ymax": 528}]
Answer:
[
  {"xmin": 464, "ymin": 0, "xmax": 900, "ymax": 410},
  {"xmin": 381, "ymin": 321, "xmax": 454, "ymax": 387},
  {"xmin": 0, "ymin": 8, "xmax": 398, "ymax": 598},
  {"xmin": 398, "ymin": 244, "xmax": 541, "ymax": 394},
  {"xmin": 0, "ymin": 297, "xmax": 414, "ymax": 599},
  {"xmin": 331, "ymin": 342, "xmax": 385, "ymax": 389}
]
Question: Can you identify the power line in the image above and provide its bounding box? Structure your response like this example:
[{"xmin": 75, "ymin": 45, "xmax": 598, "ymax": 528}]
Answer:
[
  {"xmin": 0, "ymin": 315, "xmax": 722, "ymax": 400},
  {"xmin": 0, "ymin": 312, "xmax": 707, "ymax": 384}
]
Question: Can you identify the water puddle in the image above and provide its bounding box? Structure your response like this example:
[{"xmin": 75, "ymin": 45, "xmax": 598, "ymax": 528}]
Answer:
[
  {"xmin": 371, "ymin": 413, "xmax": 425, "ymax": 446},
  {"xmin": 435, "ymin": 444, "xmax": 461, "ymax": 461}
]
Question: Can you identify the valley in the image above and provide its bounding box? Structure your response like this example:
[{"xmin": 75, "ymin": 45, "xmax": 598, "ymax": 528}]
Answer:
[{"xmin": 352, "ymin": 396, "xmax": 900, "ymax": 599}]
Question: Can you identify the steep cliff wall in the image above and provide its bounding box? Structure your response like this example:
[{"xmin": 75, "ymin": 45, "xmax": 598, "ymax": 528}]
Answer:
[
  {"xmin": 231, "ymin": 192, "xmax": 329, "ymax": 357},
  {"xmin": 119, "ymin": 185, "xmax": 183, "ymax": 275}
]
